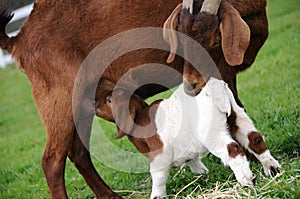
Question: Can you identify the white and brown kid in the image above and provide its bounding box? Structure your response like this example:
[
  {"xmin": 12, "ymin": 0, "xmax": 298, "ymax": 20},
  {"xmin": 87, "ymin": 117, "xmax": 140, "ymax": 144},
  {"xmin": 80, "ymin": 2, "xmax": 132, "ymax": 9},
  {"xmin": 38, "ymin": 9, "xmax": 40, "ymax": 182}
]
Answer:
[{"xmin": 96, "ymin": 77, "xmax": 281, "ymax": 199}]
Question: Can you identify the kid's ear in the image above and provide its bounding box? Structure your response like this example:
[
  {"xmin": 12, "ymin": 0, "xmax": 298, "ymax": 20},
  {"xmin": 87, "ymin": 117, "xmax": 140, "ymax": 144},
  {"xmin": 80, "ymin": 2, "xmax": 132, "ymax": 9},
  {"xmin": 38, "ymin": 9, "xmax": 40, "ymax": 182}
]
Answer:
[
  {"xmin": 205, "ymin": 79, "xmax": 231, "ymax": 114},
  {"xmin": 114, "ymin": 103, "xmax": 137, "ymax": 140},
  {"xmin": 110, "ymin": 89, "xmax": 135, "ymax": 139},
  {"xmin": 112, "ymin": 91, "xmax": 147, "ymax": 139},
  {"xmin": 115, "ymin": 126, "xmax": 127, "ymax": 139},
  {"xmin": 220, "ymin": 2, "xmax": 250, "ymax": 66}
]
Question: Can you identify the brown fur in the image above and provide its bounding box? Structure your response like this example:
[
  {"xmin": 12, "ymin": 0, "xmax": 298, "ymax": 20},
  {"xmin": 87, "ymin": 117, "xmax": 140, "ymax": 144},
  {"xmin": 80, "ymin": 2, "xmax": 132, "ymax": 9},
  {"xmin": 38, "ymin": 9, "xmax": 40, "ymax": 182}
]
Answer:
[
  {"xmin": 0, "ymin": 1, "xmax": 183, "ymax": 198},
  {"xmin": 0, "ymin": 0, "xmax": 268, "ymax": 198},
  {"xmin": 97, "ymin": 91, "xmax": 164, "ymax": 162},
  {"xmin": 227, "ymin": 109, "xmax": 239, "ymax": 136},
  {"xmin": 248, "ymin": 131, "xmax": 268, "ymax": 155},
  {"xmin": 128, "ymin": 101, "xmax": 164, "ymax": 162},
  {"xmin": 220, "ymin": 1, "xmax": 251, "ymax": 66},
  {"xmin": 227, "ymin": 142, "xmax": 245, "ymax": 158},
  {"xmin": 226, "ymin": 110, "xmax": 259, "ymax": 162},
  {"xmin": 179, "ymin": 9, "xmax": 220, "ymax": 95},
  {"xmin": 165, "ymin": 0, "xmax": 268, "ymax": 106}
]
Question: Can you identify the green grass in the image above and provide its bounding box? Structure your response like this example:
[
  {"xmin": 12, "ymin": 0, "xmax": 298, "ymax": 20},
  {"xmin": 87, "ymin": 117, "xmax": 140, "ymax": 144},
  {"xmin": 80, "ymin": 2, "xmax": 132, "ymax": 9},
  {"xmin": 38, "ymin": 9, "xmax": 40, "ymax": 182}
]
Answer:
[{"xmin": 0, "ymin": 0, "xmax": 299, "ymax": 198}]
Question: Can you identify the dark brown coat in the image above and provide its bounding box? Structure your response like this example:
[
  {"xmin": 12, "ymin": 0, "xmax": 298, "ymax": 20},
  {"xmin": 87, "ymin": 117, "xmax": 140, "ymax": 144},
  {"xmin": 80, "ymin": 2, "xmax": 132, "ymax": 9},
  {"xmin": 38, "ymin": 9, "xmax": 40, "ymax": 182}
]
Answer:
[
  {"xmin": 164, "ymin": 0, "xmax": 268, "ymax": 106},
  {"xmin": 0, "ymin": 0, "xmax": 268, "ymax": 198},
  {"xmin": 0, "ymin": 1, "xmax": 183, "ymax": 198}
]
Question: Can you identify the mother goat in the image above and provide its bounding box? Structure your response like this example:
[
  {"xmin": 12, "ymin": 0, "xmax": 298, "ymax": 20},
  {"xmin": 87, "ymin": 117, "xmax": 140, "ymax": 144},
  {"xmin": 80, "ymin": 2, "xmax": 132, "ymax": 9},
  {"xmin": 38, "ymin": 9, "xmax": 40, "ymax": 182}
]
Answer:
[
  {"xmin": 164, "ymin": 0, "xmax": 268, "ymax": 105},
  {"xmin": 0, "ymin": 0, "xmax": 268, "ymax": 198}
]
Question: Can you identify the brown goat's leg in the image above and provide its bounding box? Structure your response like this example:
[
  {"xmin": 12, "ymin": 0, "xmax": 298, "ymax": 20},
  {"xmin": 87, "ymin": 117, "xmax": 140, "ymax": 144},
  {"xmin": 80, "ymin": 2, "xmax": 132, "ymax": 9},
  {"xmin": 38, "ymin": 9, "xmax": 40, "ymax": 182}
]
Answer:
[
  {"xmin": 219, "ymin": 66, "xmax": 244, "ymax": 107},
  {"xmin": 227, "ymin": 76, "xmax": 243, "ymax": 107},
  {"xmin": 243, "ymin": 11, "xmax": 269, "ymax": 67},
  {"xmin": 34, "ymin": 89, "xmax": 75, "ymax": 199},
  {"xmin": 42, "ymin": 142, "xmax": 70, "ymax": 199},
  {"xmin": 41, "ymin": 124, "xmax": 74, "ymax": 199},
  {"xmin": 68, "ymin": 126, "xmax": 121, "ymax": 199}
]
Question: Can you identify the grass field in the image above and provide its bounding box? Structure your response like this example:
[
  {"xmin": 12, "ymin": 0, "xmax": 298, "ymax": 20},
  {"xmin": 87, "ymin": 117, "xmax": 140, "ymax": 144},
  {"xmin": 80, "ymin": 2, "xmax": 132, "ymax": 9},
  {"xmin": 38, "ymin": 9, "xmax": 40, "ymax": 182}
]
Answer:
[{"xmin": 0, "ymin": 0, "xmax": 299, "ymax": 198}]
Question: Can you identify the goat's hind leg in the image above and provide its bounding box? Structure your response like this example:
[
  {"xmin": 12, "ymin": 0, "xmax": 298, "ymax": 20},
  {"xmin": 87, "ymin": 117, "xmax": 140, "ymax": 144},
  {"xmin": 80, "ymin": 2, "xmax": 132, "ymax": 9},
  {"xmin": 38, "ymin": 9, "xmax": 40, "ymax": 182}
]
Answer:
[
  {"xmin": 186, "ymin": 155, "xmax": 209, "ymax": 174},
  {"xmin": 36, "ymin": 91, "xmax": 75, "ymax": 199}
]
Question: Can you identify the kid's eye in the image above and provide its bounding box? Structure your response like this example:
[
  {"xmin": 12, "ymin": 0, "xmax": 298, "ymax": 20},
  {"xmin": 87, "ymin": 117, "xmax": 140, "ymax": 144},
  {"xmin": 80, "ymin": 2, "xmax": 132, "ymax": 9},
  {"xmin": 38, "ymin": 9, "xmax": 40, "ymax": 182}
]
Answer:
[{"xmin": 106, "ymin": 96, "xmax": 112, "ymax": 104}]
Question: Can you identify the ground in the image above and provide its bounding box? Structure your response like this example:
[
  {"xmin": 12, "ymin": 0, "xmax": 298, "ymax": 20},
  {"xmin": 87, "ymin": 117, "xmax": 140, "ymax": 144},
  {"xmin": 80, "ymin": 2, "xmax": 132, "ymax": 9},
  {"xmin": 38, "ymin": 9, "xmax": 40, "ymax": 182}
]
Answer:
[{"xmin": 0, "ymin": 0, "xmax": 299, "ymax": 198}]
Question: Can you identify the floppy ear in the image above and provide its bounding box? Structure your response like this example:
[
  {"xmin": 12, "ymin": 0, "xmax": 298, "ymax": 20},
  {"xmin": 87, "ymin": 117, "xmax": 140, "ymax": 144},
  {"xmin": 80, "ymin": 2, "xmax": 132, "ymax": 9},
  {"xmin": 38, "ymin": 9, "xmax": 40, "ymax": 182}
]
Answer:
[
  {"xmin": 163, "ymin": 3, "xmax": 183, "ymax": 63},
  {"xmin": 205, "ymin": 78, "xmax": 231, "ymax": 114},
  {"xmin": 114, "ymin": 102, "xmax": 136, "ymax": 139},
  {"xmin": 220, "ymin": 2, "xmax": 250, "ymax": 66},
  {"xmin": 112, "ymin": 90, "xmax": 147, "ymax": 139}
]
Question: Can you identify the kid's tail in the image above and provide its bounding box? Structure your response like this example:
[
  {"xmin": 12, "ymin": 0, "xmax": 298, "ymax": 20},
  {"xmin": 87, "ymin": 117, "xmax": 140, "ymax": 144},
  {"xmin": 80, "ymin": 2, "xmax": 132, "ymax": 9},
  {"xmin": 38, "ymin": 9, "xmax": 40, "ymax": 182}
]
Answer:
[{"xmin": 0, "ymin": 5, "xmax": 15, "ymax": 53}]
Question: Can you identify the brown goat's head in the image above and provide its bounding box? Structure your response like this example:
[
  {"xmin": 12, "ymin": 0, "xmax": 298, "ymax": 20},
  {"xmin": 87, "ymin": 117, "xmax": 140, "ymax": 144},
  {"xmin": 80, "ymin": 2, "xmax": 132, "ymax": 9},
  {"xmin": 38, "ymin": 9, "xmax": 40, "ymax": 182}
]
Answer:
[{"xmin": 163, "ymin": 0, "xmax": 250, "ymax": 95}]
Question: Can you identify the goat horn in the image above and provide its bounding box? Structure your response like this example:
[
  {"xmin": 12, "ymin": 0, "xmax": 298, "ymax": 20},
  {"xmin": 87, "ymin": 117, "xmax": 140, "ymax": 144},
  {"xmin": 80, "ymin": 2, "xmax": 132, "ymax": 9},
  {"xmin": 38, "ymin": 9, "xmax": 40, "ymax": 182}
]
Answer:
[
  {"xmin": 200, "ymin": 0, "xmax": 221, "ymax": 15},
  {"xmin": 182, "ymin": 0, "xmax": 193, "ymax": 14}
]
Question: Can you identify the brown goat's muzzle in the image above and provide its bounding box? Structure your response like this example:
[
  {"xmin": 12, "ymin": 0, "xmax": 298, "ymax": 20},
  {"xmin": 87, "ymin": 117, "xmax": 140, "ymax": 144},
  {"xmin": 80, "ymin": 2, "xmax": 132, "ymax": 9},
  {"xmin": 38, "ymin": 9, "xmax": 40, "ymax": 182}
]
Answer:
[{"xmin": 183, "ymin": 76, "xmax": 206, "ymax": 96}]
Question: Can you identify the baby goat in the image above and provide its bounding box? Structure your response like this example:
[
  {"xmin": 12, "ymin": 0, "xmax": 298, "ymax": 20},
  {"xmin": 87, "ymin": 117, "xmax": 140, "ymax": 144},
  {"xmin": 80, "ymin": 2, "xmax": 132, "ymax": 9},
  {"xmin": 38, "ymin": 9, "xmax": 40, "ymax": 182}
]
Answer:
[{"xmin": 97, "ymin": 77, "xmax": 280, "ymax": 199}]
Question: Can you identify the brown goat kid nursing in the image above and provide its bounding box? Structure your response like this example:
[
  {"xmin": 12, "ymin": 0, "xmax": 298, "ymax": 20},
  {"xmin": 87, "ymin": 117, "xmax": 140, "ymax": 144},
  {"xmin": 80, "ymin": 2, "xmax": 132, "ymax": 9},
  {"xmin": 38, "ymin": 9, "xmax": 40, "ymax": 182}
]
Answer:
[{"xmin": 0, "ymin": 0, "xmax": 269, "ymax": 198}]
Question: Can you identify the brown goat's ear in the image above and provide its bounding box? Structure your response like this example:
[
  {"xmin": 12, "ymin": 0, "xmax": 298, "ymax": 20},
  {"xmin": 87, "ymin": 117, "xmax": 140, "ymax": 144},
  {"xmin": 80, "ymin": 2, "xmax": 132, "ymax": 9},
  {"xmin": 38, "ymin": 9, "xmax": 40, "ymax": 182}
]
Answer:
[
  {"xmin": 163, "ymin": 3, "xmax": 183, "ymax": 63},
  {"xmin": 220, "ymin": 2, "xmax": 250, "ymax": 66}
]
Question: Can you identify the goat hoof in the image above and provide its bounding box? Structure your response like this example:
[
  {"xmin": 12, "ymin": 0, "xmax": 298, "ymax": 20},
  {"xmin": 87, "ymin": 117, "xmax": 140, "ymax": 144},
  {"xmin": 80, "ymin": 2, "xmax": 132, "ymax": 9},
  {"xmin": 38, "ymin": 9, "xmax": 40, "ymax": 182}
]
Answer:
[
  {"xmin": 262, "ymin": 158, "xmax": 281, "ymax": 176},
  {"xmin": 111, "ymin": 196, "xmax": 122, "ymax": 199},
  {"xmin": 270, "ymin": 166, "xmax": 281, "ymax": 176},
  {"xmin": 107, "ymin": 192, "xmax": 122, "ymax": 199},
  {"xmin": 240, "ymin": 179, "xmax": 253, "ymax": 187},
  {"xmin": 238, "ymin": 171, "xmax": 254, "ymax": 187},
  {"xmin": 252, "ymin": 177, "xmax": 256, "ymax": 186}
]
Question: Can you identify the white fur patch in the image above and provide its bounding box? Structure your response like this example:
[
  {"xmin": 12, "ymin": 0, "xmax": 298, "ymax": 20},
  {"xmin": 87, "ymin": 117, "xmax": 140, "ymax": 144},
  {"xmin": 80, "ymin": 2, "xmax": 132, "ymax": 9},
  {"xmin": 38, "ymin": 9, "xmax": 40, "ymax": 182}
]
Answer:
[
  {"xmin": 183, "ymin": 0, "xmax": 194, "ymax": 13},
  {"xmin": 149, "ymin": 78, "xmax": 256, "ymax": 198}
]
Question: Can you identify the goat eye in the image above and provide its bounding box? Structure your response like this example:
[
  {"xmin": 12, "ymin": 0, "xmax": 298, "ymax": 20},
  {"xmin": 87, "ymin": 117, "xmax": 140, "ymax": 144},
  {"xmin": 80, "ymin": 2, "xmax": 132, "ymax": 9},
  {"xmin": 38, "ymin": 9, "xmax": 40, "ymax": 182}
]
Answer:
[{"xmin": 106, "ymin": 97, "xmax": 112, "ymax": 104}]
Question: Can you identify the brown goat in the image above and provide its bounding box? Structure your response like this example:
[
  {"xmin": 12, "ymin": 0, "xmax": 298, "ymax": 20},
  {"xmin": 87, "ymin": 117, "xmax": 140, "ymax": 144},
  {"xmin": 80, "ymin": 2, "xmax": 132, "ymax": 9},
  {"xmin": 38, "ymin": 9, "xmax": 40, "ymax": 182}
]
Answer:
[
  {"xmin": 164, "ymin": 0, "xmax": 268, "ymax": 105},
  {"xmin": 0, "ymin": 0, "xmax": 268, "ymax": 198},
  {"xmin": 0, "ymin": 1, "xmax": 183, "ymax": 198}
]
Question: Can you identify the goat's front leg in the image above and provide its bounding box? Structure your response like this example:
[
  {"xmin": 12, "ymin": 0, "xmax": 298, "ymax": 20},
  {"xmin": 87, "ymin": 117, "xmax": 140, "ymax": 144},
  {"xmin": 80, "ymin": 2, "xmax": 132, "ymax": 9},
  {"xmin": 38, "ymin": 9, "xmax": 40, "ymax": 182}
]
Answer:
[
  {"xmin": 150, "ymin": 168, "xmax": 169, "ymax": 199},
  {"xmin": 71, "ymin": 96, "xmax": 121, "ymax": 198},
  {"xmin": 234, "ymin": 125, "xmax": 281, "ymax": 176},
  {"xmin": 229, "ymin": 103, "xmax": 281, "ymax": 175},
  {"xmin": 150, "ymin": 155, "xmax": 171, "ymax": 199},
  {"xmin": 68, "ymin": 129, "xmax": 121, "ymax": 199},
  {"xmin": 204, "ymin": 133, "xmax": 253, "ymax": 186},
  {"xmin": 225, "ymin": 84, "xmax": 281, "ymax": 175}
]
